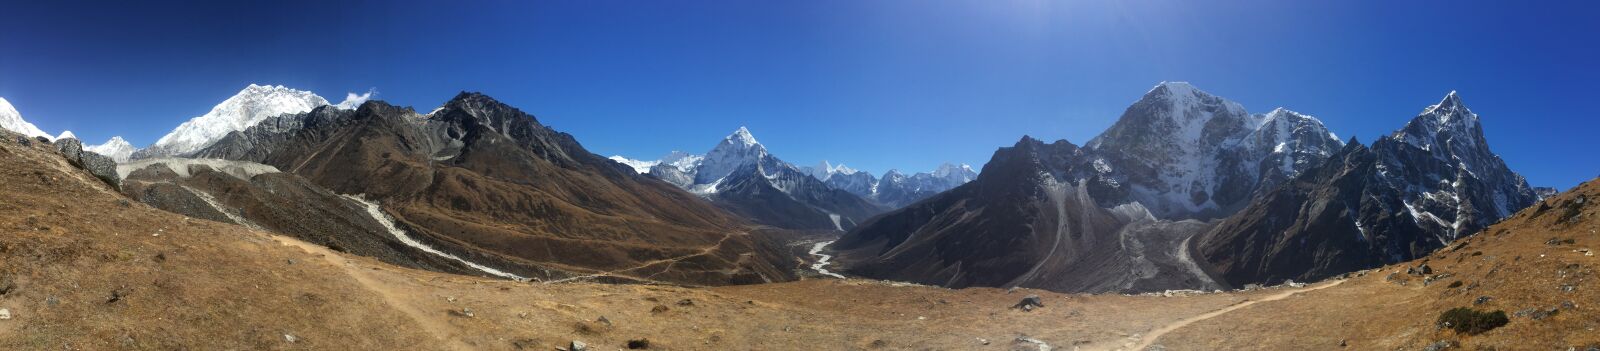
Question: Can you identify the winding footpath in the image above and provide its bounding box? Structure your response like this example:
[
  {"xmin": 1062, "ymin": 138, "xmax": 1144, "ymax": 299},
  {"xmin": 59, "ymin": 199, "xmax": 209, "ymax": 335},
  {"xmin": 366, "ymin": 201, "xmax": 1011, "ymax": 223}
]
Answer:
[
  {"xmin": 1121, "ymin": 279, "xmax": 1347, "ymax": 350},
  {"xmin": 273, "ymin": 235, "xmax": 473, "ymax": 351}
]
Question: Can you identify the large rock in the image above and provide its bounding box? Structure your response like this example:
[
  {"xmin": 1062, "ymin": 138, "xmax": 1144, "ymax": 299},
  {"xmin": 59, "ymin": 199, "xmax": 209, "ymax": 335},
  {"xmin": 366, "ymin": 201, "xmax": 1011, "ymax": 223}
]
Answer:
[
  {"xmin": 79, "ymin": 152, "xmax": 121, "ymax": 189},
  {"xmin": 53, "ymin": 137, "xmax": 120, "ymax": 189},
  {"xmin": 55, "ymin": 137, "xmax": 83, "ymax": 165}
]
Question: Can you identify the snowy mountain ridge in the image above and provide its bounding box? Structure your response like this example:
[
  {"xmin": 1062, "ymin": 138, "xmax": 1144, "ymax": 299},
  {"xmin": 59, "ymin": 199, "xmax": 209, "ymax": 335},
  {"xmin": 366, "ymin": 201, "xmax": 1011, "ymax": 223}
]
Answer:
[
  {"xmin": 86, "ymin": 136, "xmax": 138, "ymax": 162},
  {"xmin": 134, "ymin": 84, "xmax": 331, "ymax": 159},
  {"xmin": 608, "ymin": 156, "xmax": 659, "ymax": 174},
  {"xmin": 0, "ymin": 97, "xmax": 52, "ymax": 139},
  {"xmin": 1081, "ymin": 81, "xmax": 1344, "ymax": 219},
  {"xmin": 610, "ymin": 127, "xmax": 978, "ymax": 209},
  {"xmin": 132, "ymin": 84, "xmax": 376, "ymax": 160}
]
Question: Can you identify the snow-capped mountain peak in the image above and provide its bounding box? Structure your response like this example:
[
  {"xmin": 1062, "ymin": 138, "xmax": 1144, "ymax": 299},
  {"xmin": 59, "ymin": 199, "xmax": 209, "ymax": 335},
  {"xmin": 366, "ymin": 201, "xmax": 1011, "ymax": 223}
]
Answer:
[
  {"xmin": 660, "ymin": 151, "xmax": 704, "ymax": 172},
  {"xmin": 1148, "ymin": 81, "xmax": 1197, "ymax": 95},
  {"xmin": 1392, "ymin": 91, "xmax": 1486, "ymax": 154},
  {"xmin": 1083, "ymin": 82, "xmax": 1342, "ymax": 219},
  {"xmin": 54, "ymin": 130, "xmax": 77, "ymax": 141},
  {"xmin": 727, "ymin": 126, "xmax": 760, "ymax": 147},
  {"xmin": 831, "ymin": 164, "xmax": 858, "ymax": 175},
  {"xmin": 931, "ymin": 163, "xmax": 977, "ymax": 182},
  {"xmin": 1418, "ymin": 90, "xmax": 1478, "ymax": 130},
  {"xmin": 608, "ymin": 155, "xmax": 660, "ymax": 174},
  {"xmin": 86, "ymin": 136, "xmax": 138, "ymax": 163},
  {"xmin": 804, "ymin": 160, "xmax": 860, "ymax": 181},
  {"xmin": 694, "ymin": 127, "xmax": 774, "ymax": 185},
  {"xmin": 0, "ymin": 97, "xmax": 52, "ymax": 139},
  {"xmin": 134, "ymin": 84, "xmax": 331, "ymax": 159}
]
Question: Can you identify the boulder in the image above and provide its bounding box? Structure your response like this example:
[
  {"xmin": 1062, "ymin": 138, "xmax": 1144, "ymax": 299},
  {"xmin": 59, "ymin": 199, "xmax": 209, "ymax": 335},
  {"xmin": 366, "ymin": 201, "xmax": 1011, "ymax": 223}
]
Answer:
[
  {"xmin": 1012, "ymin": 294, "xmax": 1044, "ymax": 311},
  {"xmin": 567, "ymin": 340, "xmax": 588, "ymax": 351},
  {"xmin": 1407, "ymin": 264, "xmax": 1433, "ymax": 276},
  {"xmin": 79, "ymin": 152, "xmax": 121, "ymax": 189},
  {"xmin": 45, "ymin": 137, "xmax": 121, "ymax": 189},
  {"xmin": 55, "ymin": 138, "xmax": 83, "ymax": 165}
]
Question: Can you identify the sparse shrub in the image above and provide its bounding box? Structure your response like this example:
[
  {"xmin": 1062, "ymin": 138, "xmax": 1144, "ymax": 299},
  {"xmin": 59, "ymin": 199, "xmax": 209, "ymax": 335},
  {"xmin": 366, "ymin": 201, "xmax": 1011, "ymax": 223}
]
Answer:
[{"xmin": 1437, "ymin": 307, "xmax": 1509, "ymax": 335}]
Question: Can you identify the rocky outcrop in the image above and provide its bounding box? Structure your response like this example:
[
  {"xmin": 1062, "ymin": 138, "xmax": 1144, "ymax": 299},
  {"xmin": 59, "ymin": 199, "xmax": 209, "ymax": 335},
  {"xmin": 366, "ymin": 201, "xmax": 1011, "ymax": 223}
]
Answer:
[{"xmin": 52, "ymin": 137, "xmax": 121, "ymax": 189}]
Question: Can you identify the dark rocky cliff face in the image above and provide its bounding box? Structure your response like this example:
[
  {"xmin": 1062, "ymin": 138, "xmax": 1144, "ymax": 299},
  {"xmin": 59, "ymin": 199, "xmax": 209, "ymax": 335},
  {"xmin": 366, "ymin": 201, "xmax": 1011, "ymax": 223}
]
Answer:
[{"xmin": 1192, "ymin": 92, "xmax": 1540, "ymax": 286}]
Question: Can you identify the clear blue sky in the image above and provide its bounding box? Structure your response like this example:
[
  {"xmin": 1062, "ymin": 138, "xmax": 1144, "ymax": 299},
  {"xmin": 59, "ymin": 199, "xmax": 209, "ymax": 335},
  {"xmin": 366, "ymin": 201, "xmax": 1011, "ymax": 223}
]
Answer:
[{"xmin": 1, "ymin": 1, "xmax": 1594, "ymax": 187}]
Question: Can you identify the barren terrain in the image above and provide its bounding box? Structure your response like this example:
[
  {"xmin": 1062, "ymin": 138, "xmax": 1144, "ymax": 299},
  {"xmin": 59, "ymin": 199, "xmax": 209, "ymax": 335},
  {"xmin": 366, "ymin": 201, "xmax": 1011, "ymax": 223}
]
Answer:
[{"xmin": 2, "ymin": 134, "xmax": 1596, "ymax": 350}]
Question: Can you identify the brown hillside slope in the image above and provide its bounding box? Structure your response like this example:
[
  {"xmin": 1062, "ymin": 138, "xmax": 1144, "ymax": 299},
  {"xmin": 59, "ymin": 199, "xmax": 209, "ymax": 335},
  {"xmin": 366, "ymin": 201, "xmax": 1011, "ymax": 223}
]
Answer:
[
  {"xmin": 195, "ymin": 99, "xmax": 795, "ymax": 285},
  {"xmin": 1154, "ymin": 178, "xmax": 1600, "ymax": 350}
]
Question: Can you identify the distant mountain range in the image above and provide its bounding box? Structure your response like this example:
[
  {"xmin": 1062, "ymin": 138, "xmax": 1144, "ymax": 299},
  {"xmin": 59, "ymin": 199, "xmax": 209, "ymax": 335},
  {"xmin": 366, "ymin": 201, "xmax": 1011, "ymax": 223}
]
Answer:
[
  {"xmin": 611, "ymin": 127, "xmax": 888, "ymax": 231},
  {"xmin": 611, "ymin": 131, "xmax": 979, "ymax": 221},
  {"xmin": 835, "ymin": 82, "xmax": 1539, "ymax": 293}
]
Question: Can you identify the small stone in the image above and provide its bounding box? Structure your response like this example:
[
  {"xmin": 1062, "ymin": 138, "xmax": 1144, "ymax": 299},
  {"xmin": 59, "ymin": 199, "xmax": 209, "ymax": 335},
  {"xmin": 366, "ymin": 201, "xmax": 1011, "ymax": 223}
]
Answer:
[
  {"xmin": 0, "ymin": 308, "xmax": 11, "ymax": 320},
  {"xmin": 510, "ymin": 338, "xmax": 539, "ymax": 350},
  {"xmin": 1422, "ymin": 340, "xmax": 1457, "ymax": 351},
  {"xmin": 676, "ymin": 299, "xmax": 694, "ymax": 306},
  {"xmin": 650, "ymin": 305, "xmax": 669, "ymax": 314},
  {"xmin": 107, "ymin": 286, "xmax": 131, "ymax": 304},
  {"xmin": 283, "ymin": 334, "xmax": 298, "ymax": 343},
  {"xmin": 1339, "ymin": 339, "xmax": 1348, "ymax": 347},
  {"xmin": 568, "ymin": 340, "xmax": 589, "ymax": 351},
  {"xmin": 1474, "ymin": 296, "xmax": 1493, "ymax": 305},
  {"xmin": 626, "ymin": 338, "xmax": 650, "ymax": 349},
  {"xmin": 596, "ymin": 316, "xmax": 611, "ymax": 326}
]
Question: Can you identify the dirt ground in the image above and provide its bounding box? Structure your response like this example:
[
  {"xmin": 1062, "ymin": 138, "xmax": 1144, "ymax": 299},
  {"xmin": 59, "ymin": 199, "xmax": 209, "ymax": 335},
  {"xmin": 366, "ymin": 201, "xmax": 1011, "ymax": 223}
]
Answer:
[{"xmin": 1, "ymin": 134, "xmax": 1596, "ymax": 350}]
